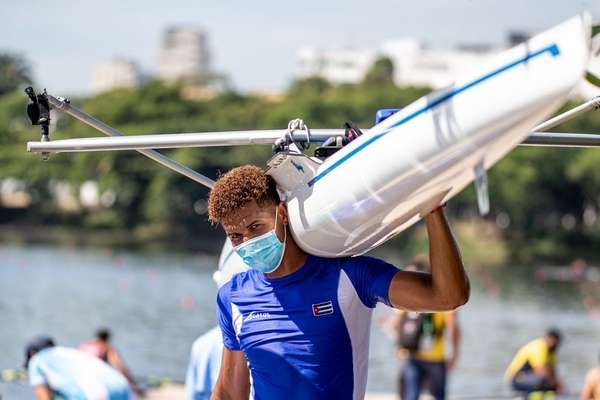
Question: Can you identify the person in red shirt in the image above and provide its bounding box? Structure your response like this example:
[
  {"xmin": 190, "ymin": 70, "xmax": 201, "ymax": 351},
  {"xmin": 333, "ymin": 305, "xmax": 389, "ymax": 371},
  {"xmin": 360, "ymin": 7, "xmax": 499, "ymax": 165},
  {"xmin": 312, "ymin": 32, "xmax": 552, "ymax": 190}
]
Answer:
[{"xmin": 80, "ymin": 328, "xmax": 144, "ymax": 397}]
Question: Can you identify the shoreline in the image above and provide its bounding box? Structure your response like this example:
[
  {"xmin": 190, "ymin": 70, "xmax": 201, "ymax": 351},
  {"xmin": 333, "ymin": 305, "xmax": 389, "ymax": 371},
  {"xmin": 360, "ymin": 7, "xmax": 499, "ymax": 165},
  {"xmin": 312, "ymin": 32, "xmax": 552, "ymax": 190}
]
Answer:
[
  {"xmin": 2, "ymin": 220, "xmax": 596, "ymax": 266},
  {"xmin": 0, "ymin": 223, "xmax": 225, "ymax": 255}
]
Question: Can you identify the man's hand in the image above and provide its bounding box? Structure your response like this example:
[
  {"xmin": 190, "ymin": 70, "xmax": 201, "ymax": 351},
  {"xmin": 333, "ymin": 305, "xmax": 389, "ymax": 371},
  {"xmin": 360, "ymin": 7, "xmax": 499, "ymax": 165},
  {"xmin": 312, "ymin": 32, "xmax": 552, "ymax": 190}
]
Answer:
[
  {"xmin": 388, "ymin": 207, "xmax": 470, "ymax": 312},
  {"xmin": 446, "ymin": 354, "xmax": 458, "ymax": 371}
]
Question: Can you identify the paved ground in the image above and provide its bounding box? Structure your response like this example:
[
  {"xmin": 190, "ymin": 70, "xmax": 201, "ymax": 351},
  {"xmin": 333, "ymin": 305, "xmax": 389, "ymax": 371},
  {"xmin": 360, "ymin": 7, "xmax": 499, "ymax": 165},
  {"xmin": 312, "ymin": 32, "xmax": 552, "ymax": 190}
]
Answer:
[{"xmin": 146, "ymin": 384, "xmax": 398, "ymax": 400}]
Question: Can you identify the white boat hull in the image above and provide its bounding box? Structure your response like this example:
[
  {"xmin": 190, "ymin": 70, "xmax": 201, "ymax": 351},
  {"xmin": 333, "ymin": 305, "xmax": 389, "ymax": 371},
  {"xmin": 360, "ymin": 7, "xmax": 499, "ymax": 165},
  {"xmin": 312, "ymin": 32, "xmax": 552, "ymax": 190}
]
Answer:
[{"xmin": 272, "ymin": 14, "xmax": 591, "ymax": 257}]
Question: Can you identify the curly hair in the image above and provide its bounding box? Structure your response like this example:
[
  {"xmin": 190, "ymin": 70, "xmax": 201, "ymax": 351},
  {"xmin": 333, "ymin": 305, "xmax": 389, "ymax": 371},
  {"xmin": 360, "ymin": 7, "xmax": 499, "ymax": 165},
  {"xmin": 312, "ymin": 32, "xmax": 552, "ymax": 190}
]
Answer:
[{"xmin": 208, "ymin": 165, "xmax": 280, "ymax": 224}]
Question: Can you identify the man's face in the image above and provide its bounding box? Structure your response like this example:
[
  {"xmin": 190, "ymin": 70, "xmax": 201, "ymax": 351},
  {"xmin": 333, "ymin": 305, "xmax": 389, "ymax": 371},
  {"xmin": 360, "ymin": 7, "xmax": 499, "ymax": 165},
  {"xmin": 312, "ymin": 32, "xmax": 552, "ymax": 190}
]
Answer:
[
  {"xmin": 546, "ymin": 336, "xmax": 560, "ymax": 351},
  {"xmin": 222, "ymin": 200, "xmax": 287, "ymax": 247}
]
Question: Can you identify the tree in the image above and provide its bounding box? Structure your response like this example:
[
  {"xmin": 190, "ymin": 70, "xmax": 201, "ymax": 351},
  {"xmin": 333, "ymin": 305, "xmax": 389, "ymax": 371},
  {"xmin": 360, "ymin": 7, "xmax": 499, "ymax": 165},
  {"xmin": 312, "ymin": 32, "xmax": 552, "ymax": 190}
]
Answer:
[
  {"xmin": 0, "ymin": 53, "xmax": 32, "ymax": 96},
  {"xmin": 289, "ymin": 76, "xmax": 331, "ymax": 95},
  {"xmin": 363, "ymin": 56, "xmax": 395, "ymax": 86}
]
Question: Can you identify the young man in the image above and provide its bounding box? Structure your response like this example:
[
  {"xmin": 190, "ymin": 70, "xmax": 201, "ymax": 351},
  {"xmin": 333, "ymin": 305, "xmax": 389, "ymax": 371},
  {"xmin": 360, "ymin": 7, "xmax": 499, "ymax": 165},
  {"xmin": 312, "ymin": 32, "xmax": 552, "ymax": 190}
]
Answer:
[
  {"xmin": 505, "ymin": 329, "xmax": 564, "ymax": 397},
  {"xmin": 25, "ymin": 336, "xmax": 130, "ymax": 400},
  {"xmin": 208, "ymin": 165, "xmax": 470, "ymax": 400}
]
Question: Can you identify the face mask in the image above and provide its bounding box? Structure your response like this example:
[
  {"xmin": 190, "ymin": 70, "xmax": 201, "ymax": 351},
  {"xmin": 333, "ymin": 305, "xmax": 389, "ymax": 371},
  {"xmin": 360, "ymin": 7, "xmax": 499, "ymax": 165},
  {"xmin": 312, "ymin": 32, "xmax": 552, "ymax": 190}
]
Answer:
[{"xmin": 234, "ymin": 209, "xmax": 286, "ymax": 273}]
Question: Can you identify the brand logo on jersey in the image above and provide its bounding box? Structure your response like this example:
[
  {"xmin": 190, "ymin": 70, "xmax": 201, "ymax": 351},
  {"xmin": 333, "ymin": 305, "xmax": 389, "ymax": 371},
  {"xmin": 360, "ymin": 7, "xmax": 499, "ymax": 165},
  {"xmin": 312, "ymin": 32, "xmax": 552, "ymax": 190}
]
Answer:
[
  {"xmin": 244, "ymin": 311, "xmax": 271, "ymax": 322},
  {"xmin": 312, "ymin": 301, "xmax": 334, "ymax": 316}
]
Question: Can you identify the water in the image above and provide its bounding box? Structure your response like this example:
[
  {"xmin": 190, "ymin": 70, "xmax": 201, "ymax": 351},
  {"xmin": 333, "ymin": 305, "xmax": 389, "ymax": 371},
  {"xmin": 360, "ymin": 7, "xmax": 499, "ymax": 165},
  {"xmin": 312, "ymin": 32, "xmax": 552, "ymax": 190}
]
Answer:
[{"xmin": 1, "ymin": 244, "xmax": 599, "ymax": 399}]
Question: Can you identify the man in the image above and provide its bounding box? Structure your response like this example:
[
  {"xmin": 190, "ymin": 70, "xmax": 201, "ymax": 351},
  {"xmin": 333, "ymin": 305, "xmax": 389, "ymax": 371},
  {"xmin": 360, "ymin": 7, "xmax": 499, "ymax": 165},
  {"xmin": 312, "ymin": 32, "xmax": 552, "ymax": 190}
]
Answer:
[
  {"xmin": 185, "ymin": 240, "xmax": 248, "ymax": 400},
  {"xmin": 581, "ymin": 352, "xmax": 600, "ymax": 400},
  {"xmin": 505, "ymin": 329, "xmax": 564, "ymax": 397},
  {"xmin": 209, "ymin": 165, "xmax": 470, "ymax": 399},
  {"xmin": 25, "ymin": 335, "xmax": 130, "ymax": 400},
  {"xmin": 79, "ymin": 328, "xmax": 144, "ymax": 397},
  {"xmin": 393, "ymin": 254, "xmax": 461, "ymax": 400}
]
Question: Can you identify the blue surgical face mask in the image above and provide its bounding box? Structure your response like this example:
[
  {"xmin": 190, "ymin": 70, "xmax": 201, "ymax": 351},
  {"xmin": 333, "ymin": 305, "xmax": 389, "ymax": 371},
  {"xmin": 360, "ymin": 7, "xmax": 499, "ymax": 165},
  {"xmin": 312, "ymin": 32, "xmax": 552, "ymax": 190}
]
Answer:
[{"xmin": 234, "ymin": 209, "xmax": 286, "ymax": 274}]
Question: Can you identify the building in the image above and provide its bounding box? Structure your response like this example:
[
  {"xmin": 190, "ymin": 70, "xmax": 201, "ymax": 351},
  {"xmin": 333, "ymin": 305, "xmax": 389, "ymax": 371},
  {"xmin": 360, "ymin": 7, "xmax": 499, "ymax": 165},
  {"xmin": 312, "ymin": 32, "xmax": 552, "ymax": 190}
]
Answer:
[
  {"xmin": 382, "ymin": 39, "xmax": 499, "ymax": 89},
  {"xmin": 296, "ymin": 38, "xmax": 499, "ymax": 90},
  {"xmin": 90, "ymin": 59, "xmax": 141, "ymax": 94},
  {"xmin": 158, "ymin": 26, "xmax": 211, "ymax": 81},
  {"xmin": 296, "ymin": 47, "xmax": 378, "ymax": 85}
]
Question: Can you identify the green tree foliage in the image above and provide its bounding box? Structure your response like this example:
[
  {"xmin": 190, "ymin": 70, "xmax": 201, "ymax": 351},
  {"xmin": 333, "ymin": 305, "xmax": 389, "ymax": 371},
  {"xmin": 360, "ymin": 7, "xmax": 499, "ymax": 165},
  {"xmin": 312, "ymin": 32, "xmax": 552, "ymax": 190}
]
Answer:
[
  {"xmin": 0, "ymin": 53, "xmax": 32, "ymax": 96},
  {"xmin": 363, "ymin": 57, "xmax": 395, "ymax": 86}
]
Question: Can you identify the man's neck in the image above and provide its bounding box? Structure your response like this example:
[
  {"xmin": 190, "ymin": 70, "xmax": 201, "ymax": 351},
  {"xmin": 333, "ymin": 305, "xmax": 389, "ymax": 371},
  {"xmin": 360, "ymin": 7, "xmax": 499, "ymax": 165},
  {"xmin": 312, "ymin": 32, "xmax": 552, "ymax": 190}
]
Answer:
[{"xmin": 265, "ymin": 239, "xmax": 308, "ymax": 279}]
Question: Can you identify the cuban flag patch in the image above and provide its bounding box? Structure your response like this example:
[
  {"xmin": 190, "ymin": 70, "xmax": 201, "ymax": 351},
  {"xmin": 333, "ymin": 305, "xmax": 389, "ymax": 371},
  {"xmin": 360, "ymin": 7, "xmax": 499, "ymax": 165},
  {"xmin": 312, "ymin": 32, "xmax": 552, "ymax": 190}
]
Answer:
[{"xmin": 312, "ymin": 300, "xmax": 334, "ymax": 316}]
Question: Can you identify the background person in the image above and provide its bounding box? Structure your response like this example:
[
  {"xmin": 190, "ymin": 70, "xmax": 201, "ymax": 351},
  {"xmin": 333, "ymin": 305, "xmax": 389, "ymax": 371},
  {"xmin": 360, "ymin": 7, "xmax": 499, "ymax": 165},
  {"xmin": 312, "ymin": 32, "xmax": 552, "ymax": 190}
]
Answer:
[
  {"xmin": 581, "ymin": 352, "xmax": 600, "ymax": 400},
  {"xmin": 80, "ymin": 328, "xmax": 144, "ymax": 397},
  {"xmin": 393, "ymin": 254, "xmax": 461, "ymax": 400},
  {"xmin": 505, "ymin": 329, "xmax": 564, "ymax": 397},
  {"xmin": 185, "ymin": 240, "xmax": 248, "ymax": 400},
  {"xmin": 25, "ymin": 335, "xmax": 130, "ymax": 400}
]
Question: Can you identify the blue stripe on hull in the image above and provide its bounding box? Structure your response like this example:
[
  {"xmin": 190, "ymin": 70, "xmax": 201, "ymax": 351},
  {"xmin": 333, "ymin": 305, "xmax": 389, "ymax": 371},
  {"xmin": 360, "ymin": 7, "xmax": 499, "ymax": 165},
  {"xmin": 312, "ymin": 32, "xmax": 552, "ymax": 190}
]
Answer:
[{"xmin": 307, "ymin": 43, "xmax": 560, "ymax": 187}]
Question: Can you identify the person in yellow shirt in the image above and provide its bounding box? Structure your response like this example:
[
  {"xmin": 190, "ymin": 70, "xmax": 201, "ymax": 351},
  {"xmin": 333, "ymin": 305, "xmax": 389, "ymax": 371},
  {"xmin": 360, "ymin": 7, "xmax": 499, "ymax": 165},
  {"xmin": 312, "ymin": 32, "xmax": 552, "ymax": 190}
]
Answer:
[
  {"xmin": 581, "ymin": 352, "xmax": 600, "ymax": 400},
  {"xmin": 505, "ymin": 329, "xmax": 564, "ymax": 396},
  {"xmin": 393, "ymin": 255, "xmax": 461, "ymax": 400}
]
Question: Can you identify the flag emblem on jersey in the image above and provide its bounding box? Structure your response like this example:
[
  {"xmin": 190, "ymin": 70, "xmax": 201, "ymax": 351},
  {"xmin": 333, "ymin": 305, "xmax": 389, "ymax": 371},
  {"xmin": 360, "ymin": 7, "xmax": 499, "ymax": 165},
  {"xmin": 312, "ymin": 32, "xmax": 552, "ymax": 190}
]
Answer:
[{"xmin": 312, "ymin": 301, "xmax": 334, "ymax": 316}]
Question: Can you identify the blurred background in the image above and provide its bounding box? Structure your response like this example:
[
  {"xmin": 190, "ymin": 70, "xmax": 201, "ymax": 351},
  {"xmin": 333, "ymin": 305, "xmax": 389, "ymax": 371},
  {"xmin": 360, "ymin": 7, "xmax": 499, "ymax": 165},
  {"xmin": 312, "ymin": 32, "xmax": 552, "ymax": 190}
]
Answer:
[{"xmin": 1, "ymin": 1, "xmax": 600, "ymax": 399}]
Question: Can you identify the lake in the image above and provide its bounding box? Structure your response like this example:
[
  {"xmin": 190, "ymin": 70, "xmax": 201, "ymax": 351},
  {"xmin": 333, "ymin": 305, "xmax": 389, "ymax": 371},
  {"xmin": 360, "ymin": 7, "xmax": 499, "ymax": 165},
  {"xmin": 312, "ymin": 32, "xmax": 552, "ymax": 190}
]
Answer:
[{"xmin": 1, "ymin": 244, "xmax": 599, "ymax": 399}]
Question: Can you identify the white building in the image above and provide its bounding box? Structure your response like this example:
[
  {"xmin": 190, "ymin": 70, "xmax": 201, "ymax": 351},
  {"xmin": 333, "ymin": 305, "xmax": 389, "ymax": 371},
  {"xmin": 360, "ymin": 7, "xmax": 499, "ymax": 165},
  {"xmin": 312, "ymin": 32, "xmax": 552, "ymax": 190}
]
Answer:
[
  {"xmin": 296, "ymin": 38, "xmax": 499, "ymax": 89},
  {"xmin": 296, "ymin": 47, "xmax": 378, "ymax": 85},
  {"xmin": 382, "ymin": 39, "xmax": 498, "ymax": 89},
  {"xmin": 90, "ymin": 59, "xmax": 141, "ymax": 94},
  {"xmin": 158, "ymin": 27, "xmax": 211, "ymax": 81}
]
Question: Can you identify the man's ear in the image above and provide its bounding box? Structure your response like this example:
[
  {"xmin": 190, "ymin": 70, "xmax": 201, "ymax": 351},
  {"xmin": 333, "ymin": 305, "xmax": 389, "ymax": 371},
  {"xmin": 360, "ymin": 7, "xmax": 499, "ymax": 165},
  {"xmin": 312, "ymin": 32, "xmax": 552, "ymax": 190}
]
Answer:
[{"xmin": 278, "ymin": 202, "xmax": 289, "ymax": 225}]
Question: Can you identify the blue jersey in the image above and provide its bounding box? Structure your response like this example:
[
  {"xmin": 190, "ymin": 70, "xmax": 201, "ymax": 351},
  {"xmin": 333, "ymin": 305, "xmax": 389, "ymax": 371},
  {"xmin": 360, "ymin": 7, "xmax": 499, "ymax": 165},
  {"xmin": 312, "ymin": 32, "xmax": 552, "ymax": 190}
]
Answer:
[
  {"xmin": 28, "ymin": 347, "xmax": 130, "ymax": 399},
  {"xmin": 216, "ymin": 255, "xmax": 398, "ymax": 400}
]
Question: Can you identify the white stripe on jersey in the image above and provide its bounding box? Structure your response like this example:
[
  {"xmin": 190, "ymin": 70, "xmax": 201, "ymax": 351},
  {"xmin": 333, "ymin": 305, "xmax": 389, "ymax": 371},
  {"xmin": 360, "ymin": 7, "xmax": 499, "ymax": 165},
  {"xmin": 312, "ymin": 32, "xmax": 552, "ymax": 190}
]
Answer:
[
  {"xmin": 337, "ymin": 270, "xmax": 373, "ymax": 400},
  {"xmin": 231, "ymin": 302, "xmax": 243, "ymax": 337}
]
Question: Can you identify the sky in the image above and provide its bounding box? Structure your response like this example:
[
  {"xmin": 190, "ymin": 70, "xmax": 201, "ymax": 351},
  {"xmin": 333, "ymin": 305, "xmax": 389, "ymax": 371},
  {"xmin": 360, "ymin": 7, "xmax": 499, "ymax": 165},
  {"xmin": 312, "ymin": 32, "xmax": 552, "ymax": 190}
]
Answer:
[{"xmin": 1, "ymin": 0, "xmax": 598, "ymax": 96}]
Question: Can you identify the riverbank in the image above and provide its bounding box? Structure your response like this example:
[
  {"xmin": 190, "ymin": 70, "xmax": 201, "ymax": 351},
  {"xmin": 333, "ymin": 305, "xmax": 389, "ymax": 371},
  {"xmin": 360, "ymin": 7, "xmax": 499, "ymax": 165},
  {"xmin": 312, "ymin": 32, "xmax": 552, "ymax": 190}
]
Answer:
[
  {"xmin": 0, "ymin": 223, "xmax": 225, "ymax": 254},
  {"xmin": 1, "ymin": 218, "xmax": 593, "ymax": 267},
  {"xmin": 0, "ymin": 219, "xmax": 508, "ymax": 266}
]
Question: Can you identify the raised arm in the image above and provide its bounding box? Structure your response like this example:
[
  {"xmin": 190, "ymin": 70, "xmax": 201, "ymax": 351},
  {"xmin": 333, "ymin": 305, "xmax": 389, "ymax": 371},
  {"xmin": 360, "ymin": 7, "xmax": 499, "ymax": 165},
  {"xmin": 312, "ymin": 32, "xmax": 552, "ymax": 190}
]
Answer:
[
  {"xmin": 388, "ymin": 207, "xmax": 470, "ymax": 312},
  {"xmin": 211, "ymin": 348, "xmax": 250, "ymax": 400}
]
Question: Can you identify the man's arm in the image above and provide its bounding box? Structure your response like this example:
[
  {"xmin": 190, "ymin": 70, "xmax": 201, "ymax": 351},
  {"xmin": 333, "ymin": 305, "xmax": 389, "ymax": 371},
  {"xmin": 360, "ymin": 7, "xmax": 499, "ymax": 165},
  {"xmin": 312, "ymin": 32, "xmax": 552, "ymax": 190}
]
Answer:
[
  {"xmin": 388, "ymin": 208, "xmax": 470, "ymax": 311},
  {"xmin": 106, "ymin": 346, "xmax": 144, "ymax": 396},
  {"xmin": 34, "ymin": 384, "xmax": 52, "ymax": 400},
  {"xmin": 445, "ymin": 312, "xmax": 460, "ymax": 370},
  {"xmin": 211, "ymin": 348, "xmax": 250, "ymax": 400},
  {"xmin": 533, "ymin": 362, "xmax": 563, "ymax": 393}
]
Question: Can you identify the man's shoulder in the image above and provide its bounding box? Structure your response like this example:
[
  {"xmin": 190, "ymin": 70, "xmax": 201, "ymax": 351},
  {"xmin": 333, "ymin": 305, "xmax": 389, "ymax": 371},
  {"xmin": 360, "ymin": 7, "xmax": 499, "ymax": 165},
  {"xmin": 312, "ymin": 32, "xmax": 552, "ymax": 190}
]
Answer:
[
  {"xmin": 34, "ymin": 346, "xmax": 68, "ymax": 362},
  {"xmin": 521, "ymin": 338, "xmax": 547, "ymax": 356},
  {"xmin": 30, "ymin": 347, "xmax": 84, "ymax": 370},
  {"xmin": 334, "ymin": 255, "xmax": 397, "ymax": 273},
  {"xmin": 312, "ymin": 254, "xmax": 386, "ymax": 266},
  {"xmin": 217, "ymin": 269, "xmax": 258, "ymax": 298}
]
